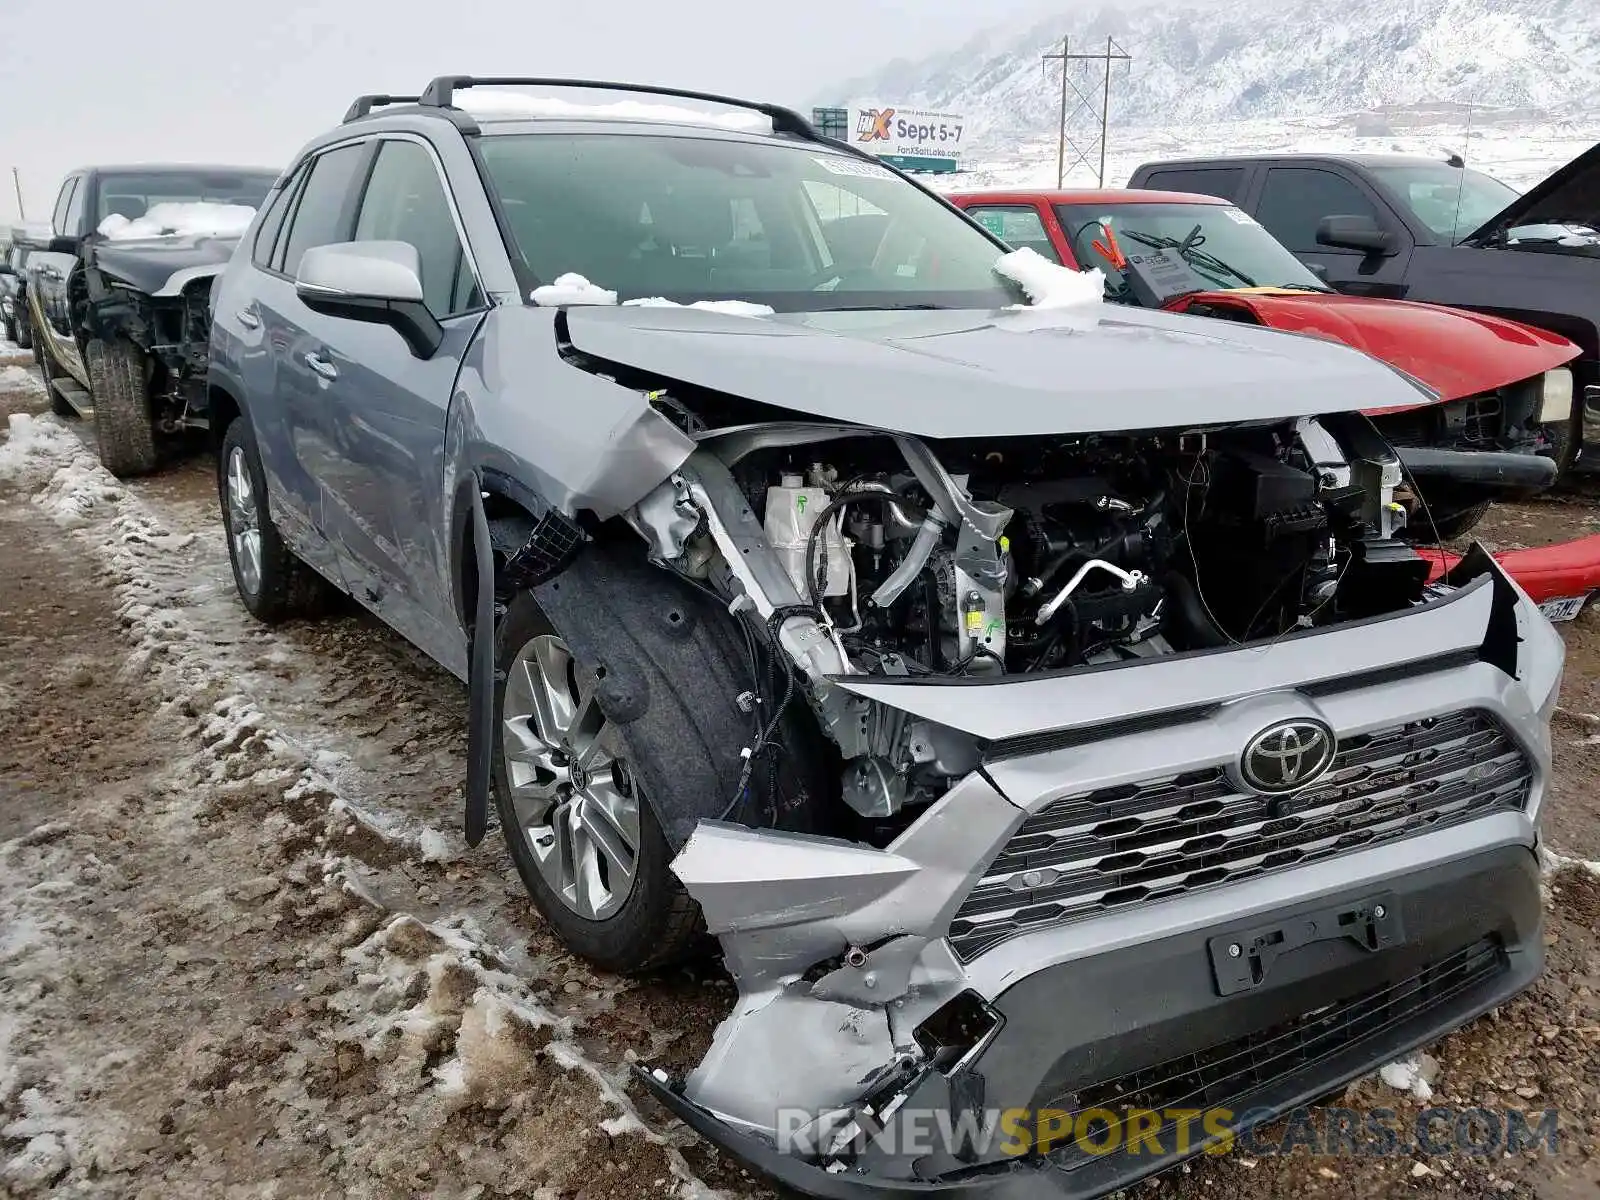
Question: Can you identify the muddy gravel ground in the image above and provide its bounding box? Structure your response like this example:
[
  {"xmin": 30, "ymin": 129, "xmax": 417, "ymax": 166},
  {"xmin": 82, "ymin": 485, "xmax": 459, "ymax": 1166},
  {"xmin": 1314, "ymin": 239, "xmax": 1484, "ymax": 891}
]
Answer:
[{"xmin": 0, "ymin": 352, "xmax": 1596, "ymax": 1200}]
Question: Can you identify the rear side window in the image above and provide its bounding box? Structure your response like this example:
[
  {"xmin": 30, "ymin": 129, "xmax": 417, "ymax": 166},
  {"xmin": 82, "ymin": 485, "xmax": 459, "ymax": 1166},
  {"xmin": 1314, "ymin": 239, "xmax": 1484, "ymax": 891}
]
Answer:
[
  {"xmin": 251, "ymin": 168, "xmax": 300, "ymax": 268},
  {"xmin": 1138, "ymin": 167, "xmax": 1245, "ymax": 202},
  {"xmin": 961, "ymin": 205, "xmax": 1062, "ymax": 263},
  {"xmin": 353, "ymin": 140, "xmax": 480, "ymax": 317},
  {"xmin": 1255, "ymin": 167, "xmax": 1384, "ymax": 252},
  {"xmin": 278, "ymin": 143, "xmax": 368, "ymax": 277}
]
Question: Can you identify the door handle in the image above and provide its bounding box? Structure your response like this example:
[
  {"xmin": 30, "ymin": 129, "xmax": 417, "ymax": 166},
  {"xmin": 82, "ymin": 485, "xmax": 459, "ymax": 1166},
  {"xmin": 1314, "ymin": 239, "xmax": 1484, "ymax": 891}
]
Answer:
[
  {"xmin": 303, "ymin": 352, "xmax": 339, "ymax": 381},
  {"xmin": 236, "ymin": 309, "xmax": 261, "ymax": 330}
]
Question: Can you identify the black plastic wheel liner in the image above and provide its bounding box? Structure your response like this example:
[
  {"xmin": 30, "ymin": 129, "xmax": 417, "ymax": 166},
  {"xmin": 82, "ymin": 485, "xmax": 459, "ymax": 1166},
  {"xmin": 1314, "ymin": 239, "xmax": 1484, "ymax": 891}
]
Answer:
[{"xmin": 530, "ymin": 542, "xmax": 829, "ymax": 849}]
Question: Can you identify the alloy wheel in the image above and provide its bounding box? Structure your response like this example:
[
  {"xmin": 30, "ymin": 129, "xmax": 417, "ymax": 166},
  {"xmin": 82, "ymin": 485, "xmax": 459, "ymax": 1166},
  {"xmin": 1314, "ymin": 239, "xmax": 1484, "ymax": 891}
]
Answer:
[
  {"xmin": 501, "ymin": 634, "xmax": 642, "ymax": 920},
  {"xmin": 225, "ymin": 444, "xmax": 263, "ymax": 596}
]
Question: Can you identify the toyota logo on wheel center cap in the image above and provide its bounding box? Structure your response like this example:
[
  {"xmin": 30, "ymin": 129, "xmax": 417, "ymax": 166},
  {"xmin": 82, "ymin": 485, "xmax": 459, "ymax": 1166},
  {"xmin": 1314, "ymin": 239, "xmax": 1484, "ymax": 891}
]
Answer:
[{"xmin": 1240, "ymin": 718, "xmax": 1337, "ymax": 795}]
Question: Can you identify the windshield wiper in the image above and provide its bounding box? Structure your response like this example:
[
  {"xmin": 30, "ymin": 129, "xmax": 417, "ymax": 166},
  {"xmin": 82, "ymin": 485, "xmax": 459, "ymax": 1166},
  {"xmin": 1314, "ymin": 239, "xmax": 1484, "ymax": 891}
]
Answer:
[{"xmin": 1119, "ymin": 229, "xmax": 1259, "ymax": 288}]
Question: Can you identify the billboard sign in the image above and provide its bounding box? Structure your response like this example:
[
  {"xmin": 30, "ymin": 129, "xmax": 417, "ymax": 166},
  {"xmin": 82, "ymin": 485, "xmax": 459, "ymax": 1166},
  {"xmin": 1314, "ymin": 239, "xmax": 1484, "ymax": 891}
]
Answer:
[{"xmin": 849, "ymin": 105, "xmax": 966, "ymax": 165}]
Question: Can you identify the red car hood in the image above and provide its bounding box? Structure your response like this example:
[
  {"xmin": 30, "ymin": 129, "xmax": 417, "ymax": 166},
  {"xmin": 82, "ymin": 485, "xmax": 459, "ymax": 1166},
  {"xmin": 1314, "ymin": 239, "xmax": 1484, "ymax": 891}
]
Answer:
[{"xmin": 1165, "ymin": 290, "xmax": 1579, "ymax": 412}]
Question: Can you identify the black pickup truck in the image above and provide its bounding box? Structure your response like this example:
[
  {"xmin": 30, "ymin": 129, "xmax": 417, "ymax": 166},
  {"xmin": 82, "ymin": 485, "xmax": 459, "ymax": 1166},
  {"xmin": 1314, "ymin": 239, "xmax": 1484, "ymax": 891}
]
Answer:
[
  {"xmin": 26, "ymin": 164, "xmax": 278, "ymax": 476},
  {"xmin": 1128, "ymin": 145, "xmax": 1599, "ymax": 473}
]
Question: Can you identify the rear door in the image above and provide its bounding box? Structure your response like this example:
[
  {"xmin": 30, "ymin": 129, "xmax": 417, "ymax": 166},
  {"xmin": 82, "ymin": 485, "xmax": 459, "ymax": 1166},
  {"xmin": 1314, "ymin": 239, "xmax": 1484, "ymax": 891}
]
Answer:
[
  {"xmin": 1248, "ymin": 163, "xmax": 1414, "ymax": 296},
  {"xmin": 320, "ymin": 135, "xmax": 487, "ymax": 663},
  {"xmin": 254, "ymin": 140, "xmax": 374, "ymax": 549}
]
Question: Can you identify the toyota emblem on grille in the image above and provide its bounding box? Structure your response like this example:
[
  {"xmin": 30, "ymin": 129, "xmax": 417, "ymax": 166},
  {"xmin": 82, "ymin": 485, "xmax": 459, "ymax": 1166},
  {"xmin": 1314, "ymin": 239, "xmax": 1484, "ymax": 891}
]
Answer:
[{"xmin": 1241, "ymin": 719, "xmax": 1336, "ymax": 794}]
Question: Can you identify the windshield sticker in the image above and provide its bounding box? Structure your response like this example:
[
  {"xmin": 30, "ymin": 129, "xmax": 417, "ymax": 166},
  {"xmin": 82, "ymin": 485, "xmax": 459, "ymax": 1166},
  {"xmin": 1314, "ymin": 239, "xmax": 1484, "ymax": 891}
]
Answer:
[
  {"xmin": 1223, "ymin": 208, "xmax": 1258, "ymax": 225},
  {"xmin": 813, "ymin": 155, "xmax": 895, "ymax": 180}
]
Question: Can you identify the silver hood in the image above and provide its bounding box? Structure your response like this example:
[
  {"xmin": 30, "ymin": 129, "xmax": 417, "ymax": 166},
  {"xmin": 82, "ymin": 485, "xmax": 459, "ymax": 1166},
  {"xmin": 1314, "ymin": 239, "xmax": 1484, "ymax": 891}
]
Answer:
[{"xmin": 561, "ymin": 303, "xmax": 1432, "ymax": 439}]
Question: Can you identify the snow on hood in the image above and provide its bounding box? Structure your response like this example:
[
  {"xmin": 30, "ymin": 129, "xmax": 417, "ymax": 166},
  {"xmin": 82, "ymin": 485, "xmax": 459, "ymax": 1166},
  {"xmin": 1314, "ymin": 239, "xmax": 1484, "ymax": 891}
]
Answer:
[
  {"xmin": 529, "ymin": 274, "xmax": 774, "ymax": 316},
  {"xmin": 995, "ymin": 247, "xmax": 1105, "ymax": 310},
  {"xmin": 97, "ymin": 202, "xmax": 256, "ymax": 242},
  {"xmin": 459, "ymin": 90, "xmax": 771, "ymax": 132}
]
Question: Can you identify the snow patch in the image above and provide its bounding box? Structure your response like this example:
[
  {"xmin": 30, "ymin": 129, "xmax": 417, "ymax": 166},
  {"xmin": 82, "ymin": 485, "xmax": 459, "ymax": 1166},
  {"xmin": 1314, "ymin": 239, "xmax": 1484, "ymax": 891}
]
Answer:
[
  {"xmin": 417, "ymin": 827, "xmax": 455, "ymax": 864},
  {"xmin": 995, "ymin": 248, "xmax": 1105, "ymax": 310},
  {"xmin": 623, "ymin": 297, "xmax": 775, "ymax": 317},
  {"xmin": 0, "ymin": 413, "xmax": 77, "ymax": 482},
  {"xmin": 97, "ymin": 201, "xmax": 255, "ymax": 241},
  {"xmin": 530, "ymin": 273, "xmax": 618, "ymax": 307},
  {"xmin": 1378, "ymin": 1054, "xmax": 1439, "ymax": 1101},
  {"xmin": 460, "ymin": 89, "xmax": 770, "ymax": 133}
]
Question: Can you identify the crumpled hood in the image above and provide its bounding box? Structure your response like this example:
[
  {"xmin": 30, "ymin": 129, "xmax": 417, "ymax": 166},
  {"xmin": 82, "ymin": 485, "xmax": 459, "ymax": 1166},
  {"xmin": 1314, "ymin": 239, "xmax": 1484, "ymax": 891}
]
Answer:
[
  {"xmin": 560, "ymin": 303, "xmax": 1434, "ymax": 439},
  {"xmin": 86, "ymin": 233, "xmax": 241, "ymax": 296},
  {"xmin": 1166, "ymin": 289, "xmax": 1580, "ymax": 405},
  {"xmin": 1465, "ymin": 140, "xmax": 1600, "ymax": 246}
]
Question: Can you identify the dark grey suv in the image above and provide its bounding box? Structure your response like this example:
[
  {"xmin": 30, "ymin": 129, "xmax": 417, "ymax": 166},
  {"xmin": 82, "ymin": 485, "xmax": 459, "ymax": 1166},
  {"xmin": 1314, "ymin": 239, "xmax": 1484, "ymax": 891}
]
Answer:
[{"xmin": 208, "ymin": 77, "xmax": 1563, "ymax": 1200}]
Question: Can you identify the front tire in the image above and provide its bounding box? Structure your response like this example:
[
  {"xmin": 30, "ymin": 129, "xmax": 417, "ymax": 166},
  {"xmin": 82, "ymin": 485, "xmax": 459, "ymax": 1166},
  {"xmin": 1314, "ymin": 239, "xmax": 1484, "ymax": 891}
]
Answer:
[
  {"xmin": 85, "ymin": 338, "xmax": 158, "ymax": 477},
  {"xmin": 492, "ymin": 593, "xmax": 699, "ymax": 974},
  {"xmin": 218, "ymin": 417, "xmax": 329, "ymax": 623},
  {"xmin": 1412, "ymin": 497, "xmax": 1491, "ymax": 543},
  {"xmin": 13, "ymin": 314, "xmax": 30, "ymax": 350}
]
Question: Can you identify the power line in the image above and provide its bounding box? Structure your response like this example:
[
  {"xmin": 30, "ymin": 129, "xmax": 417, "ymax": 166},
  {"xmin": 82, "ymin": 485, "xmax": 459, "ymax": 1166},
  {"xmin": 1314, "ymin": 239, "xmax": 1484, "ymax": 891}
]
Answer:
[{"xmin": 1041, "ymin": 35, "xmax": 1132, "ymax": 187}]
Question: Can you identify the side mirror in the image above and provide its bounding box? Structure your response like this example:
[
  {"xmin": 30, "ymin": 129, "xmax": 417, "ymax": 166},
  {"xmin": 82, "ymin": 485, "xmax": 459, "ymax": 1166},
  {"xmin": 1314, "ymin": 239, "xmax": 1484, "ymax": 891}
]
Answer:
[
  {"xmin": 294, "ymin": 241, "xmax": 442, "ymax": 359},
  {"xmin": 1315, "ymin": 215, "xmax": 1395, "ymax": 255},
  {"xmin": 48, "ymin": 235, "xmax": 80, "ymax": 254},
  {"xmin": 0, "ymin": 262, "xmax": 13, "ymax": 277}
]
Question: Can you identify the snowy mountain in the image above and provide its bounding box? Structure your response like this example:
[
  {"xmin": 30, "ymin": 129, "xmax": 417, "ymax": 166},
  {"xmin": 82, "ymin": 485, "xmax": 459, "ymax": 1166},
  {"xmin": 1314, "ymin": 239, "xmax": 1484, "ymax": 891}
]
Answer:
[{"xmin": 834, "ymin": 0, "xmax": 1600, "ymax": 147}]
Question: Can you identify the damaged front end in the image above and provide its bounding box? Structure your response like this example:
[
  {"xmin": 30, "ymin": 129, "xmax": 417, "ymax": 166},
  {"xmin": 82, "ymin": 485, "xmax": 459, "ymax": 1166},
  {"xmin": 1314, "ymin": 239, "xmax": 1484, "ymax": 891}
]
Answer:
[
  {"xmin": 82, "ymin": 238, "xmax": 233, "ymax": 430},
  {"xmin": 613, "ymin": 404, "xmax": 1562, "ymax": 1196}
]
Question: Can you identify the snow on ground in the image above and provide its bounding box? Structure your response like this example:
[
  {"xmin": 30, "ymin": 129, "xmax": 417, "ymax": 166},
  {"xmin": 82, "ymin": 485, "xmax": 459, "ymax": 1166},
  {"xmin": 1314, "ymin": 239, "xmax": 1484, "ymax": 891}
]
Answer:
[
  {"xmin": 97, "ymin": 201, "xmax": 256, "ymax": 241},
  {"xmin": 0, "ymin": 413, "xmax": 719, "ymax": 1196}
]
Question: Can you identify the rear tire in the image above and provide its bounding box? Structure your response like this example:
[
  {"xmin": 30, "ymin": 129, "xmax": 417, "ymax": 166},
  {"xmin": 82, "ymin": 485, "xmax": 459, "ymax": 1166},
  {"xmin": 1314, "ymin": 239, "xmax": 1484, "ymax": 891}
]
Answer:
[
  {"xmin": 2, "ymin": 315, "xmax": 14, "ymax": 345},
  {"xmin": 218, "ymin": 417, "xmax": 330, "ymax": 624},
  {"xmin": 85, "ymin": 338, "xmax": 158, "ymax": 477},
  {"xmin": 13, "ymin": 314, "xmax": 30, "ymax": 350}
]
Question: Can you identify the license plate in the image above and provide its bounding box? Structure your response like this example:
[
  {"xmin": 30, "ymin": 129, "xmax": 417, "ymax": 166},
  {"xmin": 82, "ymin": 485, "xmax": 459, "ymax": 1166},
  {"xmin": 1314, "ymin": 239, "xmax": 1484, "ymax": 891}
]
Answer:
[{"xmin": 1539, "ymin": 594, "xmax": 1590, "ymax": 622}]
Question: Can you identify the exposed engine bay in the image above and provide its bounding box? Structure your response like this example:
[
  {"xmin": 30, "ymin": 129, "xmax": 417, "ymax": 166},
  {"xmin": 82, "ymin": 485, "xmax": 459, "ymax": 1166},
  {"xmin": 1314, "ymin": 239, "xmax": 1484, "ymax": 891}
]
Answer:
[{"xmin": 629, "ymin": 411, "xmax": 1433, "ymax": 827}]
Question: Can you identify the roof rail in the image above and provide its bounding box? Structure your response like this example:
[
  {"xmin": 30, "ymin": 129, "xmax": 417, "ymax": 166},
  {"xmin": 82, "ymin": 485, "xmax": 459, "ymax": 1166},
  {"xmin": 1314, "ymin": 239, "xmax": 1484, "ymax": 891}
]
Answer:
[
  {"xmin": 343, "ymin": 94, "xmax": 423, "ymax": 123},
  {"xmin": 416, "ymin": 75, "xmax": 820, "ymax": 139}
]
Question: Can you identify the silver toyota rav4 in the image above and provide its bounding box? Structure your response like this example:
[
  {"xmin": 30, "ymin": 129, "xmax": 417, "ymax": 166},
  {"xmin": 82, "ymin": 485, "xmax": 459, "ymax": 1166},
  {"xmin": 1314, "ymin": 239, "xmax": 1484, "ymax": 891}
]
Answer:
[{"xmin": 207, "ymin": 77, "xmax": 1564, "ymax": 1199}]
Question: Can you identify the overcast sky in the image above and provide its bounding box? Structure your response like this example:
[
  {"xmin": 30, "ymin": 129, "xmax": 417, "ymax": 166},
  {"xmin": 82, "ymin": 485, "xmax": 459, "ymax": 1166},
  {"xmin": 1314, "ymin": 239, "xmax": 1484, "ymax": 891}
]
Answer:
[{"xmin": 0, "ymin": 0, "xmax": 1074, "ymax": 223}]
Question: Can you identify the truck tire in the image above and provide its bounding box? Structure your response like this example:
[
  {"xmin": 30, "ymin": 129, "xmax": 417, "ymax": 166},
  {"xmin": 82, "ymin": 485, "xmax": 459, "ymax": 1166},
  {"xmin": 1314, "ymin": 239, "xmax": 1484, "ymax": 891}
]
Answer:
[
  {"xmin": 13, "ymin": 314, "xmax": 30, "ymax": 350},
  {"xmin": 85, "ymin": 338, "xmax": 158, "ymax": 477},
  {"xmin": 36, "ymin": 323, "xmax": 73, "ymax": 418},
  {"xmin": 2, "ymin": 315, "xmax": 14, "ymax": 345},
  {"xmin": 218, "ymin": 417, "xmax": 330, "ymax": 623}
]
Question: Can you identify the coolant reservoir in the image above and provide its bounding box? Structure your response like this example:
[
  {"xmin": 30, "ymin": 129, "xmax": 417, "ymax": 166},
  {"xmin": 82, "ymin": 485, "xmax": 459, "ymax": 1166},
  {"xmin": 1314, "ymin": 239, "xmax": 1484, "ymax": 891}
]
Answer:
[{"xmin": 765, "ymin": 474, "xmax": 852, "ymax": 598}]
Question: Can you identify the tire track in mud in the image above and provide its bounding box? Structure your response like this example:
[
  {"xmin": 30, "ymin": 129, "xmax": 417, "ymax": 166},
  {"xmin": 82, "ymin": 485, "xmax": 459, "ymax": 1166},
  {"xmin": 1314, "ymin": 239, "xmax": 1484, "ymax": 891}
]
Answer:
[{"xmin": 0, "ymin": 390, "xmax": 745, "ymax": 1198}]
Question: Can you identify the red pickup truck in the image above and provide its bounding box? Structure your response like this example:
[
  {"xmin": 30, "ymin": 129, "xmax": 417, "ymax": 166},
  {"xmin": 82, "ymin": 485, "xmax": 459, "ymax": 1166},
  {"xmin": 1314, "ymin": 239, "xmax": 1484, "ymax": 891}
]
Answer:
[{"xmin": 949, "ymin": 187, "xmax": 1581, "ymax": 540}]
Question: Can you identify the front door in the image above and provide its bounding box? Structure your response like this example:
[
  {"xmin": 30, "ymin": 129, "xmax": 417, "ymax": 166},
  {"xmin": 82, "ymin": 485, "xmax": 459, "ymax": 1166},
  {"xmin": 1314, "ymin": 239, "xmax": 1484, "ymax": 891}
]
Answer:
[
  {"xmin": 1250, "ymin": 165, "xmax": 1414, "ymax": 298},
  {"xmin": 31, "ymin": 175, "xmax": 88, "ymax": 384}
]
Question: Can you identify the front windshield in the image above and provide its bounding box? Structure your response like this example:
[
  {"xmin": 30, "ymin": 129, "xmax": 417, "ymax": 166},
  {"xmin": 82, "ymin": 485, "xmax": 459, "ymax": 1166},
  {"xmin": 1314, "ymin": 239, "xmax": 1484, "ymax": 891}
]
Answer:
[
  {"xmin": 1366, "ymin": 163, "xmax": 1519, "ymax": 243},
  {"xmin": 96, "ymin": 170, "xmax": 277, "ymax": 224},
  {"xmin": 1057, "ymin": 202, "xmax": 1328, "ymax": 299},
  {"xmin": 477, "ymin": 131, "xmax": 1020, "ymax": 311}
]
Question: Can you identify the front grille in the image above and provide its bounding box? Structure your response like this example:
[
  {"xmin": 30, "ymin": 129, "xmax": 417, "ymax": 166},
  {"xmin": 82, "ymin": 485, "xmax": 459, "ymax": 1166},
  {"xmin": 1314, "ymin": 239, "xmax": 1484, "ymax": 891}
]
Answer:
[
  {"xmin": 949, "ymin": 710, "xmax": 1531, "ymax": 960},
  {"xmin": 1040, "ymin": 938, "xmax": 1505, "ymax": 1170}
]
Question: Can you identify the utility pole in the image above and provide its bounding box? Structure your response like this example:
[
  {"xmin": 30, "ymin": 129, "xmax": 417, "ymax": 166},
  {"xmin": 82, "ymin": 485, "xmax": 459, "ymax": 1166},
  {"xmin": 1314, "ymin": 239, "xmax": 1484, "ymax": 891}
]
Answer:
[
  {"xmin": 1041, "ymin": 35, "xmax": 1132, "ymax": 187},
  {"xmin": 11, "ymin": 168, "xmax": 23, "ymax": 220}
]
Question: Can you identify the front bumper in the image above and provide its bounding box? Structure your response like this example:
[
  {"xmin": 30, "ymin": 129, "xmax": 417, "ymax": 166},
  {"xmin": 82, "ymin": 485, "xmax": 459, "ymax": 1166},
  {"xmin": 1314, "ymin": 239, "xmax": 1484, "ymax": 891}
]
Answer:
[
  {"xmin": 645, "ymin": 844, "xmax": 1541, "ymax": 1199},
  {"xmin": 651, "ymin": 560, "xmax": 1564, "ymax": 1198}
]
